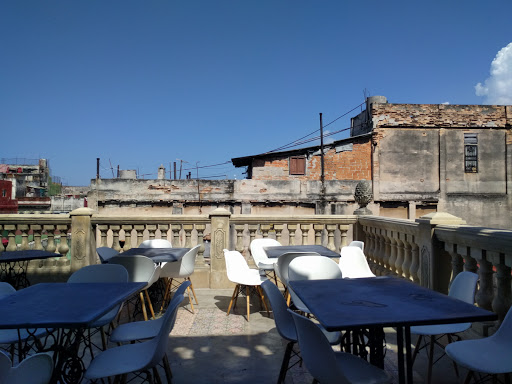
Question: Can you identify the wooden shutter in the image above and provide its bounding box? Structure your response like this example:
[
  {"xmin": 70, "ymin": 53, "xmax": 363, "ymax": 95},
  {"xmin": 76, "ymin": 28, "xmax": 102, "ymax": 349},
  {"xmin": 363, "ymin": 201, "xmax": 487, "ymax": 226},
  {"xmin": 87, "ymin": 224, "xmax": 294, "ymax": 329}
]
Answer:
[{"xmin": 290, "ymin": 156, "xmax": 306, "ymax": 175}]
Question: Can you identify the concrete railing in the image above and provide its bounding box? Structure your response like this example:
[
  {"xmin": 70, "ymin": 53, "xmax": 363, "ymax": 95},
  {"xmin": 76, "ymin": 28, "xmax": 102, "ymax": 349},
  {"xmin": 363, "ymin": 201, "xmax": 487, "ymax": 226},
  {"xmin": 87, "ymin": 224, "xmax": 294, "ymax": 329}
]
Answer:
[{"xmin": 1, "ymin": 209, "xmax": 511, "ymax": 323}]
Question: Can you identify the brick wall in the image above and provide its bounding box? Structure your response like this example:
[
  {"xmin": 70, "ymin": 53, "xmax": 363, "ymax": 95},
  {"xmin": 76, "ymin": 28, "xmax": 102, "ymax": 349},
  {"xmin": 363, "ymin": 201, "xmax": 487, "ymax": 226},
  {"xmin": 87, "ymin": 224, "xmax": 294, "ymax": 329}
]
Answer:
[
  {"xmin": 251, "ymin": 137, "xmax": 372, "ymax": 181},
  {"xmin": 371, "ymin": 103, "xmax": 512, "ymax": 128}
]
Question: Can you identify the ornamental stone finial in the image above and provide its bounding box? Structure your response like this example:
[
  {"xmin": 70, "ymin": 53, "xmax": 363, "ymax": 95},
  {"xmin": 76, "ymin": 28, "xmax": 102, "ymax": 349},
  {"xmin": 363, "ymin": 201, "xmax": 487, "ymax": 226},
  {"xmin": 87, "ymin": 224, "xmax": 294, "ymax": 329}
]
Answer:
[{"xmin": 353, "ymin": 179, "xmax": 373, "ymax": 215}]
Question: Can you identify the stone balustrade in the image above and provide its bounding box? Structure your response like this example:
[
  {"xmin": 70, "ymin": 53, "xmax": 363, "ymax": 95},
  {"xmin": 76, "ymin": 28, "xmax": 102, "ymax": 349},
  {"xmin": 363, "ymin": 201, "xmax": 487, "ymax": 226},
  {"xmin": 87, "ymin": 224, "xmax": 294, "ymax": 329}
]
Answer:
[{"xmin": 1, "ymin": 209, "xmax": 511, "ymax": 325}]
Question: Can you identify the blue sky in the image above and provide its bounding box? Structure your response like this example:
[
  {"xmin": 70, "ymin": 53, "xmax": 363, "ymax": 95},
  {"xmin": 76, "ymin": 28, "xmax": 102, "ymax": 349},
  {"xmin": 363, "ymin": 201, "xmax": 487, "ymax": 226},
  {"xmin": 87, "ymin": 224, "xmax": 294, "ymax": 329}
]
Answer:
[{"xmin": 1, "ymin": 1, "xmax": 511, "ymax": 186}]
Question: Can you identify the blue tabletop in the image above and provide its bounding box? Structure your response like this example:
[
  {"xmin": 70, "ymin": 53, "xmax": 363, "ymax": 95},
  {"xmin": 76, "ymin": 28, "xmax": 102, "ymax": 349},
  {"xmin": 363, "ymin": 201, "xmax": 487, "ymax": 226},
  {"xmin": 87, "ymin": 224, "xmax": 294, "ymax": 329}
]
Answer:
[
  {"xmin": 0, "ymin": 250, "xmax": 62, "ymax": 262},
  {"xmin": 0, "ymin": 282, "xmax": 145, "ymax": 329},
  {"xmin": 120, "ymin": 247, "xmax": 190, "ymax": 262},
  {"xmin": 289, "ymin": 277, "xmax": 497, "ymax": 331},
  {"xmin": 263, "ymin": 245, "xmax": 339, "ymax": 259}
]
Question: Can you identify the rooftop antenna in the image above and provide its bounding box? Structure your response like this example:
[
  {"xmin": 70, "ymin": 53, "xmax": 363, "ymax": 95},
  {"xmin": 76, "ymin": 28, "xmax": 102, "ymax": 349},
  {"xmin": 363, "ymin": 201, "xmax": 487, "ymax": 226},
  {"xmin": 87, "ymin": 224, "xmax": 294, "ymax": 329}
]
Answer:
[{"xmin": 176, "ymin": 159, "xmax": 188, "ymax": 179}]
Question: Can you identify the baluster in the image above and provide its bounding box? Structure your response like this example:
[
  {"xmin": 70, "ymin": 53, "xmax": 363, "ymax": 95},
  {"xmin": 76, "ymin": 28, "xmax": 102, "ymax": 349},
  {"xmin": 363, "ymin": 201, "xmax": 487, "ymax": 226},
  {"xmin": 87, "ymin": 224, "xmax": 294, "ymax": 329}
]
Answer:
[
  {"xmin": 445, "ymin": 243, "xmax": 463, "ymax": 282},
  {"xmin": 492, "ymin": 255, "xmax": 512, "ymax": 323},
  {"xmin": 402, "ymin": 236, "xmax": 412, "ymax": 280},
  {"xmin": 248, "ymin": 225, "xmax": 258, "ymax": 251},
  {"xmin": 57, "ymin": 225, "xmax": 69, "ymax": 257},
  {"xmin": 0, "ymin": 224, "xmax": 3, "ymax": 252},
  {"xmin": 300, "ymin": 224, "xmax": 309, "ymax": 245},
  {"xmin": 122, "ymin": 225, "xmax": 133, "ymax": 251},
  {"xmin": 394, "ymin": 235, "xmax": 405, "ymax": 277},
  {"xmin": 31, "ymin": 225, "xmax": 43, "ymax": 250},
  {"xmin": 410, "ymin": 241, "xmax": 420, "ymax": 284},
  {"xmin": 44, "ymin": 225, "xmax": 56, "ymax": 253},
  {"xmin": 274, "ymin": 224, "xmax": 284, "ymax": 244},
  {"xmin": 340, "ymin": 225, "xmax": 349, "ymax": 250},
  {"xmin": 260, "ymin": 224, "xmax": 270, "ymax": 239},
  {"xmin": 288, "ymin": 224, "xmax": 297, "ymax": 246},
  {"xmin": 5, "ymin": 225, "xmax": 17, "ymax": 252},
  {"xmin": 196, "ymin": 224, "xmax": 206, "ymax": 263},
  {"xmin": 376, "ymin": 229, "xmax": 387, "ymax": 276},
  {"xmin": 387, "ymin": 232, "xmax": 397, "ymax": 275},
  {"xmin": 97, "ymin": 225, "xmax": 109, "ymax": 248},
  {"xmin": 147, "ymin": 224, "xmax": 157, "ymax": 241},
  {"xmin": 314, "ymin": 224, "xmax": 323, "ymax": 246},
  {"xmin": 326, "ymin": 224, "xmax": 336, "ymax": 251},
  {"xmin": 364, "ymin": 226, "xmax": 374, "ymax": 264},
  {"xmin": 171, "ymin": 224, "xmax": 181, "ymax": 247},
  {"xmin": 476, "ymin": 251, "xmax": 494, "ymax": 311},
  {"xmin": 235, "ymin": 224, "xmax": 245, "ymax": 254},
  {"xmin": 183, "ymin": 224, "xmax": 193, "ymax": 248},
  {"xmin": 134, "ymin": 225, "xmax": 145, "ymax": 247},
  {"xmin": 111, "ymin": 225, "xmax": 121, "ymax": 253},
  {"xmin": 159, "ymin": 224, "xmax": 170, "ymax": 243},
  {"xmin": 371, "ymin": 229, "xmax": 382, "ymax": 275},
  {"xmin": 382, "ymin": 230, "xmax": 392, "ymax": 275}
]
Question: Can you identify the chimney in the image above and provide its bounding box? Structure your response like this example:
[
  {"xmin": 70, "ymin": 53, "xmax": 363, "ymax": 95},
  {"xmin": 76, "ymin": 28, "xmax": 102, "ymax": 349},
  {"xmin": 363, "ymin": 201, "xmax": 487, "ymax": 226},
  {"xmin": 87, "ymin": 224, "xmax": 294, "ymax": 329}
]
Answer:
[{"xmin": 158, "ymin": 165, "xmax": 166, "ymax": 180}]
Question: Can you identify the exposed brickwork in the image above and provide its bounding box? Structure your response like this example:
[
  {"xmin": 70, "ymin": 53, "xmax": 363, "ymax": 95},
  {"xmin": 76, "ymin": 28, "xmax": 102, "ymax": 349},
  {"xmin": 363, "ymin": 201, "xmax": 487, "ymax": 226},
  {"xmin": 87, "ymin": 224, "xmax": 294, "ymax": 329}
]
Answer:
[
  {"xmin": 251, "ymin": 137, "xmax": 372, "ymax": 181},
  {"xmin": 371, "ymin": 103, "xmax": 512, "ymax": 128}
]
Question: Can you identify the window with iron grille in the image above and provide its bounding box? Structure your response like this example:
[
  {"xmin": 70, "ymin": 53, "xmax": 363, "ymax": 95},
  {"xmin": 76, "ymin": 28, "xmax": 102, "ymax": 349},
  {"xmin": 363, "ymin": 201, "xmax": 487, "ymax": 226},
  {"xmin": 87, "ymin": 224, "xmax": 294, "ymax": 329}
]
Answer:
[
  {"xmin": 289, "ymin": 156, "xmax": 306, "ymax": 175},
  {"xmin": 464, "ymin": 133, "xmax": 478, "ymax": 173}
]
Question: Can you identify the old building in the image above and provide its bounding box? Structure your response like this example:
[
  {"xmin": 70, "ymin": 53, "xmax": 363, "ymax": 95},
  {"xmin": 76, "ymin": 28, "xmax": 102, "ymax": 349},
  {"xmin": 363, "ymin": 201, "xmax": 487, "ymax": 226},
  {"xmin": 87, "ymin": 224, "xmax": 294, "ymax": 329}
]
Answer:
[{"xmin": 231, "ymin": 97, "xmax": 512, "ymax": 229}]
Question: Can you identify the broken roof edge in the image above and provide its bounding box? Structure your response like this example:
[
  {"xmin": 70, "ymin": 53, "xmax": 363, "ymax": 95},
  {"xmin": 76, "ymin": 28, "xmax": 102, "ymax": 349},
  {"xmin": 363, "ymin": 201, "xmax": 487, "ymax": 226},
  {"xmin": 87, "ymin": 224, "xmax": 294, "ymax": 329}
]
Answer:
[{"xmin": 231, "ymin": 133, "xmax": 372, "ymax": 168}]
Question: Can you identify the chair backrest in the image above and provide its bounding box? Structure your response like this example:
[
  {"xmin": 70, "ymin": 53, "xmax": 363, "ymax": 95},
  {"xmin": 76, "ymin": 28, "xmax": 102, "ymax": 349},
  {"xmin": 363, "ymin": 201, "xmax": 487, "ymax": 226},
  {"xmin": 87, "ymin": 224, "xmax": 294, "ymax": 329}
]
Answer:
[
  {"xmin": 0, "ymin": 351, "xmax": 53, "ymax": 384},
  {"xmin": 0, "ymin": 282, "xmax": 15, "ymax": 298},
  {"xmin": 261, "ymin": 280, "xmax": 297, "ymax": 342},
  {"xmin": 139, "ymin": 239, "xmax": 172, "ymax": 248},
  {"xmin": 108, "ymin": 255, "xmax": 157, "ymax": 284},
  {"xmin": 96, "ymin": 247, "xmax": 119, "ymax": 263},
  {"xmin": 145, "ymin": 281, "xmax": 189, "ymax": 368},
  {"xmin": 275, "ymin": 252, "xmax": 321, "ymax": 286},
  {"xmin": 223, "ymin": 250, "xmax": 250, "ymax": 284},
  {"xmin": 348, "ymin": 241, "xmax": 364, "ymax": 252},
  {"xmin": 493, "ymin": 306, "xmax": 512, "ymax": 340},
  {"xmin": 289, "ymin": 310, "xmax": 349, "ymax": 384},
  {"xmin": 160, "ymin": 244, "xmax": 200, "ymax": 279},
  {"xmin": 67, "ymin": 264, "xmax": 129, "ymax": 284},
  {"xmin": 448, "ymin": 271, "xmax": 478, "ymax": 304},
  {"xmin": 338, "ymin": 246, "xmax": 375, "ymax": 278},
  {"xmin": 250, "ymin": 238, "xmax": 281, "ymax": 266},
  {"xmin": 288, "ymin": 256, "xmax": 342, "ymax": 281}
]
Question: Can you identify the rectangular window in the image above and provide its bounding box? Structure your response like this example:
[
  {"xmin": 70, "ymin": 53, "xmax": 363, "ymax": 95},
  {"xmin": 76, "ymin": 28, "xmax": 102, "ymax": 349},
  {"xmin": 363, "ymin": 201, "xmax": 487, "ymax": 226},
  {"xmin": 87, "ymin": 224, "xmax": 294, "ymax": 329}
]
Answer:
[
  {"xmin": 289, "ymin": 156, "xmax": 306, "ymax": 175},
  {"xmin": 464, "ymin": 133, "xmax": 478, "ymax": 173}
]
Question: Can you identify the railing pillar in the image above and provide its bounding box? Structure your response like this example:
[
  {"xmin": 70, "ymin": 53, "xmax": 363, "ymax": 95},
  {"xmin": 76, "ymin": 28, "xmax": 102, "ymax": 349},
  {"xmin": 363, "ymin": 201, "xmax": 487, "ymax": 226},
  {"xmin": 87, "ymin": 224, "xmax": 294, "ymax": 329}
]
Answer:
[
  {"xmin": 416, "ymin": 213, "xmax": 466, "ymax": 292},
  {"xmin": 70, "ymin": 208, "xmax": 97, "ymax": 273},
  {"xmin": 209, "ymin": 208, "xmax": 231, "ymax": 289}
]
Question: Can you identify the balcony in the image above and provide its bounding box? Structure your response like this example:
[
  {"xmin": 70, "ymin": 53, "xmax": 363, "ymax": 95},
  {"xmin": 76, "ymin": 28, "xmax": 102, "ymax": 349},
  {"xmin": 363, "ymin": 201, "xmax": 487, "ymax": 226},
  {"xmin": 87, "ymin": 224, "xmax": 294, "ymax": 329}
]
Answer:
[{"xmin": 1, "ymin": 209, "xmax": 511, "ymax": 382}]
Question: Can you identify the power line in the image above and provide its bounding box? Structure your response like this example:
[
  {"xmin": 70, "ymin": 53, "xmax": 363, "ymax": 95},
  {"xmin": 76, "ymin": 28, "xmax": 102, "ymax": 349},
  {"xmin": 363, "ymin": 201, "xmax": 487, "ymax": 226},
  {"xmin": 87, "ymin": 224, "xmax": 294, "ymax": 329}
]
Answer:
[{"xmin": 266, "ymin": 101, "xmax": 365, "ymax": 154}]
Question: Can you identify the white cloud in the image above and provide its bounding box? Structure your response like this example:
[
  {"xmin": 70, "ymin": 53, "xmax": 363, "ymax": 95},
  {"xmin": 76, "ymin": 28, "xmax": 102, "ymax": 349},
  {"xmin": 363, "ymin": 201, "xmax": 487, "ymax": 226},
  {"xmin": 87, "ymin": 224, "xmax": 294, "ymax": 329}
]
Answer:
[
  {"xmin": 441, "ymin": 102, "xmax": 450, "ymax": 105},
  {"xmin": 475, "ymin": 42, "xmax": 512, "ymax": 105}
]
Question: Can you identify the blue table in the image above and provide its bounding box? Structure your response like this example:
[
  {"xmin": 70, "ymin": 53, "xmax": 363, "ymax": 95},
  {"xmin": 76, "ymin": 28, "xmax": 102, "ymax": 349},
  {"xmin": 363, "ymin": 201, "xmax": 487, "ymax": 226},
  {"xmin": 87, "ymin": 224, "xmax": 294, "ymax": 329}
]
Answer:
[
  {"xmin": 263, "ymin": 245, "xmax": 339, "ymax": 259},
  {"xmin": 0, "ymin": 250, "xmax": 61, "ymax": 289},
  {"xmin": 0, "ymin": 282, "xmax": 145, "ymax": 383},
  {"xmin": 121, "ymin": 247, "xmax": 190, "ymax": 263},
  {"xmin": 289, "ymin": 276, "xmax": 497, "ymax": 384}
]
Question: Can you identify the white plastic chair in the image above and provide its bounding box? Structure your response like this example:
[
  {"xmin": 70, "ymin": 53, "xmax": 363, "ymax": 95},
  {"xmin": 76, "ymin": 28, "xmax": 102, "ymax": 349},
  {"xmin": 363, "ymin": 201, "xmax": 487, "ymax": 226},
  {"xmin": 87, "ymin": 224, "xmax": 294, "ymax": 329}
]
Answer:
[
  {"xmin": 96, "ymin": 247, "xmax": 119, "ymax": 264},
  {"xmin": 261, "ymin": 280, "xmax": 341, "ymax": 384},
  {"xmin": 338, "ymin": 246, "xmax": 376, "ymax": 278},
  {"xmin": 446, "ymin": 306, "xmax": 512, "ymax": 383},
  {"xmin": 109, "ymin": 255, "xmax": 161, "ymax": 321},
  {"xmin": 224, "ymin": 249, "xmax": 269, "ymax": 321},
  {"xmin": 0, "ymin": 283, "xmax": 50, "ymax": 359},
  {"xmin": 273, "ymin": 252, "xmax": 320, "ymax": 305},
  {"xmin": 67, "ymin": 264, "xmax": 129, "ymax": 353},
  {"xmin": 159, "ymin": 244, "xmax": 200, "ymax": 313},
  {"xmin": 84, "ymin": 281, "xmax": 188, "ymax": 384},
  {"xmin": 250, "ymin": 238, "xmax": 281, "ymax": 283},
  {"xmin": 139, "ymin": 239, "xmax": 172, "ymax": 248},
  {"xmin": 289, "ymin": 310, "xmax": 392, "ymax": 384},
  {"xmin": 348, "ymin": 240, "xmax": 365, "ymax": 253},
  {"xmin": 0, "ymin": 351, "xmax": 53, "ymax": 384},
  {"xmin": 411, "ymin": 271, "xmax": 479, "ymax": 384},
  {"xmin": 288, "ymin": 255, "xmax": 342, "ymax": 313}
]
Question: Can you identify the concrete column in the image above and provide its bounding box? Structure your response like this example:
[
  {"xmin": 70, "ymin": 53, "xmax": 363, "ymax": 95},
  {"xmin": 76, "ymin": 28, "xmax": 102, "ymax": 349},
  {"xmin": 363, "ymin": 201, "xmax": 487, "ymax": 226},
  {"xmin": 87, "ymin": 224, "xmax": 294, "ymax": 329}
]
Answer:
[
  {"xmin": 415, "ymin": 212, "xmax": 466, "ymax": 292},
  {"xmin": 408, "ymin": 201, "xmax": 416, "ymax": 220},
  {"xmin": 69, "ymin": 208, "xmax": 97, "ymax": 273},
  {"xmin": 209, "ymin": 208, "xmax": 231, "ymax": 288}
]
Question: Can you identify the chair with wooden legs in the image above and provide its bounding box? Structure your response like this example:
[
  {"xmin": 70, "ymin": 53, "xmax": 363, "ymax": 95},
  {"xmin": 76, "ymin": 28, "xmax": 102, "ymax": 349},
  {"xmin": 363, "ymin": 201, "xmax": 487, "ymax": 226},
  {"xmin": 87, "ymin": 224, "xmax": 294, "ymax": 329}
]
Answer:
[
  {"xmin": 159, "ymin": 244, "xmax": 200, "ymax": 313},
  {"xmin": 109, "ymin": 255, "xmax": 161, "ymax": 321},
  {"xmin": 249, "ymin": 238, "xmax": 282, "ymax": 285},
  {"xmin": 223, "ymin": 249, "xmax": 269, "ymax": 321}
]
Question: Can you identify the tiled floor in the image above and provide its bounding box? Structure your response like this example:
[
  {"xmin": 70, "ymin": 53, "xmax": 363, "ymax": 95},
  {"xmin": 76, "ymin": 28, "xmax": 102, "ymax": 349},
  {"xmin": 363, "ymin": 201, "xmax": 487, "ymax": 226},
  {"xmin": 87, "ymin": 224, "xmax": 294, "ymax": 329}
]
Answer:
[{"xmin": 92, "ymin": 287, "xmax": 469, "ymax": 383}]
